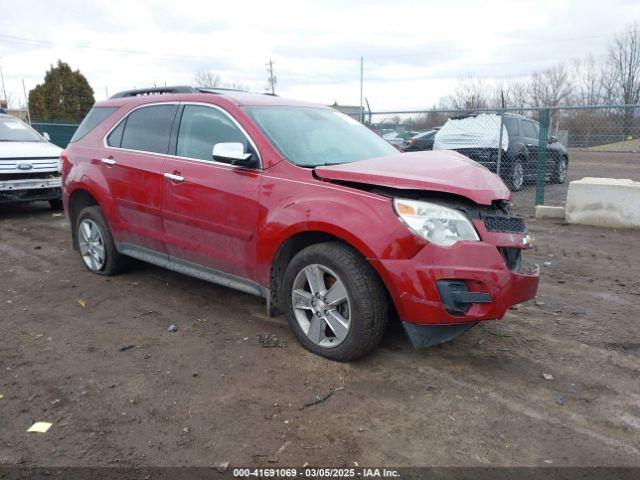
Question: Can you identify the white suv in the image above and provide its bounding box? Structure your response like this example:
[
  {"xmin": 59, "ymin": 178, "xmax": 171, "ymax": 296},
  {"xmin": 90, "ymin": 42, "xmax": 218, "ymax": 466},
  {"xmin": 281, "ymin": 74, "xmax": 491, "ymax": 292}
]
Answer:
[{"xmin": 0, "ymin": 113, "xmax": 63, "ymax": 209}]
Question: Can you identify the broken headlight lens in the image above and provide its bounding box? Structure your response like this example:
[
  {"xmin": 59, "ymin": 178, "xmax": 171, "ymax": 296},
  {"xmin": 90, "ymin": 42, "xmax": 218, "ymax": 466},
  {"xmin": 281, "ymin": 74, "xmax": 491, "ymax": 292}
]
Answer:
[{"xmin": 393, "ymin": 199, "xmax": 479, "ymax": 246}]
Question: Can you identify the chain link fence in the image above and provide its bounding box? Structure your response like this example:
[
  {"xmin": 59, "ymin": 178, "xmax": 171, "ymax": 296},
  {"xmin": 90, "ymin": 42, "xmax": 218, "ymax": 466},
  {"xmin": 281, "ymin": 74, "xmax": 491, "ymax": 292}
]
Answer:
[
  {"xmin": 351, "ymin": 105, "xmax": 640, "ymax": 214},
  {"xmin": 21, "ymin": 109, "xmax": 640, "ymax": 214},
  {"xmin": 30, "ymin": 120, "xmax": 79, "ymax": 148}
]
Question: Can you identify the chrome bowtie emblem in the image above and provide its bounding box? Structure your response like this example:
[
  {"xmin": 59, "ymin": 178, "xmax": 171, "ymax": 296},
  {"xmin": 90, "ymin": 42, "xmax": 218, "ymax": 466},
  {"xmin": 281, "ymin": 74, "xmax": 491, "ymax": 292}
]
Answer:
[{"xmin": 17, "ymin": 163, "xmax": 33, "ymax": 170}]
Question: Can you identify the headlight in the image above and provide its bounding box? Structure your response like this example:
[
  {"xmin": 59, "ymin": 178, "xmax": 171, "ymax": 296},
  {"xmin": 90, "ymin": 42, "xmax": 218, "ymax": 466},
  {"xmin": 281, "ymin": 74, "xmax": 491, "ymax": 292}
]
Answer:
[{"xmin": 393, "ymin": 199, "xmax": 479, "ymax": 246}]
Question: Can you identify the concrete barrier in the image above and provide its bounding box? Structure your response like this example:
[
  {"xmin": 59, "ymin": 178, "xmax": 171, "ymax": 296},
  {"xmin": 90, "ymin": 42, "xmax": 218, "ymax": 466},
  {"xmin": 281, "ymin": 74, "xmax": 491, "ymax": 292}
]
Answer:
[
  {"xmin": 535, "ymin": 205, "xmax": 565, "ymax": 219},
  {"xmin": 565, "ymin": 177, "xmax": 640, "ymax": 229}
]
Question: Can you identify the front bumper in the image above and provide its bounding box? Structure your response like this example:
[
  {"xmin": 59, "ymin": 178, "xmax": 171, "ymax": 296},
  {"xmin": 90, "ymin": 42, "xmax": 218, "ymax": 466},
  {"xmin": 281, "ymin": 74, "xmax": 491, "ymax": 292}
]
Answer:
[
  {"xmin": 0, "ymin": 177, "xmax": 62, "ymax": 192},
  {"xmin": 370, "ymin": 240, "xmax": 539, "ymax": 325},
  {"xmin": 0, "ymin": 177, "xmax": 62, "ymax": 204}
]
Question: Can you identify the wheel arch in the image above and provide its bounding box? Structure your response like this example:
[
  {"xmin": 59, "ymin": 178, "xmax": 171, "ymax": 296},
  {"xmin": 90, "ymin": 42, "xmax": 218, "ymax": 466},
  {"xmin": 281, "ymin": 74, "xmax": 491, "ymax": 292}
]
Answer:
[
  {"xmin": 67, "ymin": 188, "xmax": 101, "ymax": 249},
  {"xmin": 266, "ymin": 227, "xmax": 385, "ymax": 317}
]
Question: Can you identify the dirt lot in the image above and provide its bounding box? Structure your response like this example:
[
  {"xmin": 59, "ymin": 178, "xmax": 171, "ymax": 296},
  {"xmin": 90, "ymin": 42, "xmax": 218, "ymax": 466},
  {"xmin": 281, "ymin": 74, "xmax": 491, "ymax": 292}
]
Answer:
[
  {"xmin": 1, "ymin": 200, "xmax": 640, "ymax": 468},
  {"xmin": 512, "ymin": 150, "xmax": 640, "ymax": 214}
]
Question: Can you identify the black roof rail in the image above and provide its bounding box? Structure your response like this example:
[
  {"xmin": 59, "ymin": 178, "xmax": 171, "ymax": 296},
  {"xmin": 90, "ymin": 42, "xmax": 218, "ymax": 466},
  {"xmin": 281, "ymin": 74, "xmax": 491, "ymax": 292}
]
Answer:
[
  {"xmin": 110, "ymin": 86, "xmax": 198, "ymax": 98},
  {"xmin": 198, "ymin": 87, "xmax": 279, "ymax": 97},
  {"xmin": 110, "ymin": 85, "xmax": 280, "ymax": 99},
  {"xmin": 197, "ymin": 87, "xmax": 247, "ymax": 94}
]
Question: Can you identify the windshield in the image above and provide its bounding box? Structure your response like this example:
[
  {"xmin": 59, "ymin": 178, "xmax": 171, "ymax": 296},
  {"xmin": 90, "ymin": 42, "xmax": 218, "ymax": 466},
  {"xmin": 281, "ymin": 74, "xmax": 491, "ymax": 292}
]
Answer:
[
  {"xmin": 0, "ymin": 116, "xmax": 44, "ymax": 142},
  {"xmin": 245, "ymin": 106, "xmax": 398, "ymax": 167}
]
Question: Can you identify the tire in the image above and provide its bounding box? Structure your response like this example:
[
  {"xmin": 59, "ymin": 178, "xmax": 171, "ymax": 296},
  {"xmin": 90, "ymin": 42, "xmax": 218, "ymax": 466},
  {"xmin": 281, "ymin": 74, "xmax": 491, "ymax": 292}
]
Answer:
[
  {"xmin": 552, "ymin": 155, "xmax": 568, "ymax": 184},
  {"xmin": 49, "ymin": 199, "xmax": 63, "ymax": 210},
  {"xmin": 283, "ymin": 242, "xmax": 388, "ymax": 361},
  {"xmin": 75, "ymin": 206, "xmax": 128, "ymax": 276},
  {"xmin": 508, "ymin": 157, "xmax": 525, "ymax": 192}
]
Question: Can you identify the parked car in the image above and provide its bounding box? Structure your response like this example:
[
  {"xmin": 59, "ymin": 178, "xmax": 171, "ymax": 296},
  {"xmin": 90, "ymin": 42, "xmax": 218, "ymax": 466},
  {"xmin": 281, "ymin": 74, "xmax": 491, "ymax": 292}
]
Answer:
[
  {"xmin": 382, "ymin": 130, "xmax": 418, "ymax": 147},
  {"xmin": 433, "ymin": 113, "xmax": 568, "ymax": 191},
  {"xmin": 62, "ymin": 86, "xmax": 539, "ymax": 361},
  {"xmin": 0, "ymin": 113, "xmax": 63, "ymax": 208},
  {"xmin": 402, "ymin": 129, "xmax": 438, "ymax": 152}
]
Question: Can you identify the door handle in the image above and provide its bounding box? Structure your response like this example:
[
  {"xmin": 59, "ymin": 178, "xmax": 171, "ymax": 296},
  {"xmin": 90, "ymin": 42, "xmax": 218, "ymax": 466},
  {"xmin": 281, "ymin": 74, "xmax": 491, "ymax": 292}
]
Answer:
[
  {"xmin": 101, "ymin": 158, "xmax": 116, "ymax": 165},
  {"xmin": 164, "ymin": 172, "xmax": 184, "ymax": 183}
]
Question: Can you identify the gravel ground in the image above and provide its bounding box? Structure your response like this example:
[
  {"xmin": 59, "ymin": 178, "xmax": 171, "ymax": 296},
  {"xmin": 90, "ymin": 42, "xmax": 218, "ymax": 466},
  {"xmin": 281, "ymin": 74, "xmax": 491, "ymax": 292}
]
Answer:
[{"xmin": 1, "ymin": 202, "xmax": 639, "ymax": 468}]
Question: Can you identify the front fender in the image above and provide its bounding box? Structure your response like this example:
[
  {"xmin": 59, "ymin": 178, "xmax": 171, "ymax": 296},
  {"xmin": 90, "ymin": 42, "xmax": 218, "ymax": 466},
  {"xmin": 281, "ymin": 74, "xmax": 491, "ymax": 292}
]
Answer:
[{"xmin": 256, "ymin": 185, "xmax": 425, "ymax": 286}]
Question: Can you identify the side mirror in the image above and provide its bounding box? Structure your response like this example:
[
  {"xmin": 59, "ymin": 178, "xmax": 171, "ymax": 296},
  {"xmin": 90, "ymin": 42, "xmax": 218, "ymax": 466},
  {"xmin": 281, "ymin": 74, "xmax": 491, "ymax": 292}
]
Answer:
[
  {"xmin": 43, "ymin": 132, "xmax": 51, "ymax": 141},
  {"xmin": 549, "ymin": 135, "xmax": 558, "ymax": 143},
  {"xmin": 212, "ymin": 142, "xmax": 256, "ymax": 167}
]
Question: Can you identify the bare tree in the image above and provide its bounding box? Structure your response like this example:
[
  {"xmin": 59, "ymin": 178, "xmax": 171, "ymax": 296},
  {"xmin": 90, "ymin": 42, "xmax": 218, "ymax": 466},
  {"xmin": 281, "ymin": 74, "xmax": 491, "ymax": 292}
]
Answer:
[
  {"xmin": 507, "ymin": 79, "xmax": 532, "ymax": 110},
  {"xmin": 606, "ymin": 21, "xmax": 640, "ymax": 106},
  {"xmin": 193, "ymin": 71, "xmax": 248, "ymax": 91},
  {"xmin": 529, "ymin": 63, "xmax": 573, "ymax": 108},
  {"xmin": 572, "ymin": 55, "xmax": 603, "ymax": 106},
  {"xmin": 449, "ymin": 77, "xmax": 489, "ymax": 110},
  {"xmin": 194, "ymin": 71, "xmax": 222, "ymax": 88},
  {"xmin": 489, "ymin": 79, "xmax": 531, "ymax": 110},
  {"xmin": 599, "ymin": 61, "xmax": 618, "ymax": 106}
]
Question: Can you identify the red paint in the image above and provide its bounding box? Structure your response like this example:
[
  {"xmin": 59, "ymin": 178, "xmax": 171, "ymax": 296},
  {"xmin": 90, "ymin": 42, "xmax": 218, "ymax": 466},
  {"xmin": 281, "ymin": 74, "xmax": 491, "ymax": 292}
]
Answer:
[
  {"xmin": 63, "ymin": 92, "xmax": 539, "ymax": 326},
  {"xmin": 315, "ymin": 150, "xmax": 512, "ymax": 206}
]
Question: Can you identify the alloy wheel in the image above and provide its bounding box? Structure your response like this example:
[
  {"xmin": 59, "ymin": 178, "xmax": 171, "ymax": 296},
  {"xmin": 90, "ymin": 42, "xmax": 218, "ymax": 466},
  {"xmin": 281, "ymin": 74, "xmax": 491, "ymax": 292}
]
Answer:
[
  {"xmin": 78, "ymin": 219, "xmax": 106, "ymax": 272},
  {"xmin": 291, "ymin": 263, "xmax": 351, "ymax": 348},
  {"xmin": 558, "ymin": 158, "xmax": 567, "ymax": 183},
  {"xmin": 513, "ymin": 162, "xmax": 524, "ymax": 190}
]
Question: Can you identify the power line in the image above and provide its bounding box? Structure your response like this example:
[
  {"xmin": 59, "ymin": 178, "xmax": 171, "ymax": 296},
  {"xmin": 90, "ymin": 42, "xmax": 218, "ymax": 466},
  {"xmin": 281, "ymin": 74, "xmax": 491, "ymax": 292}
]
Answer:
[
  {"xmin": 0, "ymin": 33, "xmax": 224, "ymax": 64},
  {"xmin": 365, "ymin": 32, "xmax": 616, "ymax": 61}
]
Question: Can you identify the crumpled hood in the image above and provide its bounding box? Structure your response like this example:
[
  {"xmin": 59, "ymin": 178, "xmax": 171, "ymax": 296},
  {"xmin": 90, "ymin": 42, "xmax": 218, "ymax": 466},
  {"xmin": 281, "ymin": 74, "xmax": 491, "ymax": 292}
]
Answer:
[
  {"xmin": 0, "ymin": 141, "xmax": 62, "ymax": 159},
  {"xmin": 314, "ymin": 150, "xmax": 511, "ymax": 205}
]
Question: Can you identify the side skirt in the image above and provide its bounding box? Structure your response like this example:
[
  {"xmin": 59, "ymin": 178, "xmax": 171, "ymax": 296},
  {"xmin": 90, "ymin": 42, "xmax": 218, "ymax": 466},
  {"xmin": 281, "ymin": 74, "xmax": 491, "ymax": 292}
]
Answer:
[{"xmin": 117, "ymin": 242, "xmax": 266, "ymax": 298}]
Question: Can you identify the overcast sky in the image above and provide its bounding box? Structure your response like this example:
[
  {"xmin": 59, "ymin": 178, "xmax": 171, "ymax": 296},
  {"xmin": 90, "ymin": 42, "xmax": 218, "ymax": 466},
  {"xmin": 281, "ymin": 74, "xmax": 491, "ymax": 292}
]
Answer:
[{"xmin": 1, "ymin": 0, "xmax": 639, "ymax": 111}]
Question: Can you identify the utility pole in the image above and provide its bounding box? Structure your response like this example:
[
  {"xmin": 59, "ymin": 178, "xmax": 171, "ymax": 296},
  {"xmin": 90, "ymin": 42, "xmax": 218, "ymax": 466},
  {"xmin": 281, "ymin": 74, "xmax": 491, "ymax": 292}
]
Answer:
[
  {"xmin": 0, "ymin": 60, "xmax": 8, "ymax": 108},
  {"xmin": 359, "ymin": 57, "xmax": 364, "ymax": 123},
  {"xmin": 21, "ymin": 79, "xmax": 31, "ymax": 124},
  {"xmin": 266, "ymin": 59, "xmax": 277, "ymax": 95}
]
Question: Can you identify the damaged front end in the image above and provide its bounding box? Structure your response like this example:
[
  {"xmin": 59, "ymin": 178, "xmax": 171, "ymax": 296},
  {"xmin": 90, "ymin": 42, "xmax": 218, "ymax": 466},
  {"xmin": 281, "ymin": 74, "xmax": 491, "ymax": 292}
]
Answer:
[{"xmin": 402, "ymin": 322, "xmax": 478, "ymax": 348}]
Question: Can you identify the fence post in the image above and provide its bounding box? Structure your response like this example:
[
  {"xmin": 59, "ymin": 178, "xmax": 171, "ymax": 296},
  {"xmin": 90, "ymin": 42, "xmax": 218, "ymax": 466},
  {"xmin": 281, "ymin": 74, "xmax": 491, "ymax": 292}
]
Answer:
[
  {"xmin": 496, "ymin": 107, "xmax": 505, "ymax": 176},
  {"xmin": 535, "ymin": 108, "xmax": 550, "ymax": 205}
]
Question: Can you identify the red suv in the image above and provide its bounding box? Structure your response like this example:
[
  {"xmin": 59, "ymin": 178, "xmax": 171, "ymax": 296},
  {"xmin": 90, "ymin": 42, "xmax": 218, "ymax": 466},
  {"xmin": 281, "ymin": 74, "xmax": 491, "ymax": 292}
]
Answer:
[{"xmin": 62, "ymin": 86, "xmax": 539, "ymax": 360}]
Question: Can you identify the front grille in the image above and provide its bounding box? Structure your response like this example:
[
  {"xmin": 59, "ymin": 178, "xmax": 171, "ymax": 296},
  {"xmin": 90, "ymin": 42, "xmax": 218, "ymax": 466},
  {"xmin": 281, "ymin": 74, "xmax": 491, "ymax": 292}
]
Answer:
[
  {"xmin": 483, "ymin": 215, "xmax": 526, "ymax": 233},
  {"xmin": 498, "ymin": 247, "xmax": 522, "ymax": 271},
  {"xmin": 0, "ymin": 157, "xmax": 59, "ymax": 172}
]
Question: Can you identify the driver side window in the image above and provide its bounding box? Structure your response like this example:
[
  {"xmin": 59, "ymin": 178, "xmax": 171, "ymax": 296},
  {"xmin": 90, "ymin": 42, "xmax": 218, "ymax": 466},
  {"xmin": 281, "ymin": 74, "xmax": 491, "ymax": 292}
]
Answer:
[{"xmin": 176, "ymin": 105, "xmax": 249, "ymax": 162}]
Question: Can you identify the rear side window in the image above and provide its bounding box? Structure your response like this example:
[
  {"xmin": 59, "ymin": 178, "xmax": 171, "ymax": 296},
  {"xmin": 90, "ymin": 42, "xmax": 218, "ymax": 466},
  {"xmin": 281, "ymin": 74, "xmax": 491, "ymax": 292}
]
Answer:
[
  {"xmin": 106, "ymin": 121, "xmax": 125, "ymax": 147},
  {"xmin": 176, "ymin": 105, "xmax": 249, "ymax": 161},
  {"xmin": 120, "ymin": 104, "xmax": 178, "ymax": 154},
  {"xmin": 504, "ymin": 118, "xmax": 519, "ymax": 136},
  {"xmin": 522, "ymin": 121, "xmax": 537, "ymax": 138},
  {"xmin": 70, "ymin": 107, "xmax": 118, "ymax": 143}
]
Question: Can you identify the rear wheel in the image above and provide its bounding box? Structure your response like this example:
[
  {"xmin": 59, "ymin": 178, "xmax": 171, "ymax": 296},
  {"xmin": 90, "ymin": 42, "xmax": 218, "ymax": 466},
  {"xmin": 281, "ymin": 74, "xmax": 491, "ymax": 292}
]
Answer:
[
  {"xmin": 283, "ymin": 242, "xmax": 388, "ymax": 361},
  {"xmin": 76, "ymin": 206, "xmax": 128, "ymax": 275}
]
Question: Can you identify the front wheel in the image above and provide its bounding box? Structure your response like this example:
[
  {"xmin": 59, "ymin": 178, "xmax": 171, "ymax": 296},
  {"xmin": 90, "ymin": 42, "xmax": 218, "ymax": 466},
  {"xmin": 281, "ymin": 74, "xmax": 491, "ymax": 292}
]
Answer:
[
  {"xmin": 508, "ymin": 158, "xmax": 525, "ymax": 192},
  {"xmin": 283, "ymin": 242, "xmax": 388, "ymax": 361},
  {"xmin": 552, "ymin": 156, "xmax": 568, "ymax": 184}
]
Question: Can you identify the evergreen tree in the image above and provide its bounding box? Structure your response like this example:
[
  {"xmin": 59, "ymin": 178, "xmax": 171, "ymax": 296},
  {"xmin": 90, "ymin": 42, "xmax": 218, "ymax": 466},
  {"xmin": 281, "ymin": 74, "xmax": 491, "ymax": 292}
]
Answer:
[{"xmin": 28, "ymin": 60, "xmax": 94, "ymax": 122}]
